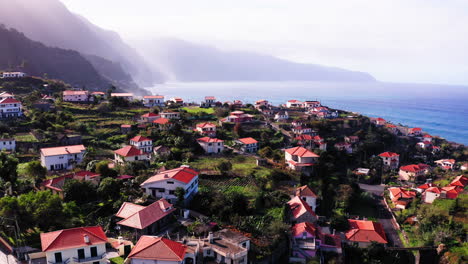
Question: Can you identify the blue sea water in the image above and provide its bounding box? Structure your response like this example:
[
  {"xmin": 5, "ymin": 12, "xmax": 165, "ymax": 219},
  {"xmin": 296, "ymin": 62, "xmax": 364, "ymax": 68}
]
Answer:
[{"xmin": 146, "ymin": 81, "xmax": 468, "ymax": 145}]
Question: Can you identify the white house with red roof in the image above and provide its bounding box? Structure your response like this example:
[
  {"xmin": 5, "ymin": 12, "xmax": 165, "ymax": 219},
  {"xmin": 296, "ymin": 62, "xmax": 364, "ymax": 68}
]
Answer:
[
  {"xmin": 435, "ymin": 159, "xmax": 456, "ymax": 170},
  {"xmin": 236, "ymin": 137, "xmax": 258, "ymax": 153},
  {"xmin": 422, "ymin": 134, "xmax": 432, "ymax": 142},
  {"xmin": 114, "ymin": 145, "xmax": 151, "ymax": 164},
  {"xmin": 290, "ymin": 222, "xmax": 341, "ymax": 260},
  {"xmin": 371, "ymin": 117, "xmax": 386, "ymax": 126},
  {"xmin": 111, "ymin": 93, "xmax": 134, "ymax": 100},
  {"xmin": 274, "ymin": 111, "xmax": 289, "ymax": 122},
  {"xmin": 63, "ymin": 90, "xmax": 92, "ymax": 102},
  {"xmin": 40, "ymin": 171, "xmax": 101, "ymax": 198},
  {"xmin": 168, "ymin": 97, "xmax": 184, "ymax": 105},
  {"xmin": 160, "ymin": 111, "xmax": 181, "ymax": 120},
  {"xmin": 255, "ymin": 99, "xmax": 269, "ymax": 109},
  {"xmin": 287, "ymin": 196, "xmax": 317, "ymax": 223},
  {"xmin": 201, "ymin": 96, "xmax": 217, "ymax": 108},
  {"xmin": 422, "ymin": 187, "xmax": 442, "ymax": 203},
  {"xmin": 295, "ymin": 185, "xmax": 317, "ymax": 211},
  {"xmin": 197, "ymin": 137, "xmax": 224, "ymax": 154},
  {"xmin": 407, "ymin": 127, "xmax": 423, "ymax": 136},
  {"xmin": 143, "ymin": 95, "xmax": 164, "ymax": 107},
  {"xmin": 195, "ymin": 122, "xmax": 217, "ymax": 137},
  {"xmin": 417, "ymin": 141, "xmax": 432, "ymax": 149},
  {"xmin": 286, "ymin": 99, "xmax": 304, "ymax": 108},
  {"xmin": 130, "ymin": 135, "xmax": 153, "ymax": 153},
  {"xmin": 221, "ymin": 111, "xmax": 253, "ymax": 123},
  {"xmin": 285, "ymin": 147, "xmax": 319, "ymax": 174},
  {"xmin": 344, "ymin": 136, "xmax": 359, "ymax": 144},
  {"xmin": 140, "ymin": 112, "xmax": 160, "ymax": 123},
  {"xmin": 304, "ymin": 101, "xmax": 321, "ymax": 108},
  {"xmin": 450, "ymin": 175, "xmax": 467, "ymax": 188},
  {"xmin": 40, "ymin": 145, "xmax": 86, "ymax": 171},
  {"xmin": 345, "ymin": 219, "xmax": 387, "ymax": 247},
  {"xmin": 398, "ymin": 164, "xmax": 431, "ymax": 181},
  {"xmin": 40, "ymin": 226, "xmax": 108, "ymax": 264},
  {"xmin": 116, "ymin": 199, "xmax": 176, "ymax": 236},
  {"xmin": 334, "ymin": 142, "xmax": 353, "ymax": 153},
  {"xmin": 128, "ymin": 236, "xmax": 193, "ymax": 264},
  {"xmin": 385, "ymin": 124, "xmax": 398, "ymax": 134},
  {"xmin": 387, "ymin": 187, "xmax": 417, "ymax": 209},
  {"xmin": 378, "ymin": 152, "xmax": 400, "ymax": 170},
  {"xmin": 0, "ymin": 97, "xmax": 23, "ymax": 118},
  {"xmin": 292, "ymin": 126, "xmax": 313, "ymax": 135},
  {"xmin": 141, "ymin": 166, "xmax": 199, "ymax": 204},
  {"xmin": 460, "ymin": 163, "xmax": 468, "ymax": 171}
]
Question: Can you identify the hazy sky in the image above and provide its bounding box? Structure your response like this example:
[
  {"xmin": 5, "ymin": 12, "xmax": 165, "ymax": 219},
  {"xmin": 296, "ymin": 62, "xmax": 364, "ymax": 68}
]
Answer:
[{"xmin": 61, "ymin": 0, "xmax": 468, "ymax": 85}]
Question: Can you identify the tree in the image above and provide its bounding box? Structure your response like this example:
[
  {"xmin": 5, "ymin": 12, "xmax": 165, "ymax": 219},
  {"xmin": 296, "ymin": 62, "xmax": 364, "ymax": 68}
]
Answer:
[
  {"xmin": 175, "ymin": 187, "xmax": 186, "ymax": 207},
  {"xmin": 0, "ymin": 151, "xmax": 18, "ymax": 183},
  {"xmin": 258, "ymin": 146, "xmax": 274, "ymax": 158},
  {"xmin": 63, "ymin": 179, "xmax": 97, "ymax": 205},
  {"xmin": 95, "ymin": 161, "xmax": 118, "ymax": 177},
  {"xmin": 97, "ymin": 177, "xmax": 122, "ymax": 200},
  {"xmin": 22, "ymin": 160, "xmax": 46, "ymax": 183},
  {"xmin": 233, "ymin": 123, "xmax": 244, "ymax": 137},
  {"xmin": 217, "ymin": 161, "xmax": 232, "ymax": 175}
]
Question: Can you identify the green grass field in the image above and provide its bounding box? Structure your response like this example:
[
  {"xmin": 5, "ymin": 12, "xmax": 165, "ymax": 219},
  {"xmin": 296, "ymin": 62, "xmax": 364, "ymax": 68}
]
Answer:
[
  {"xmin": 14, "ymin": 133, "xmax": 39, "ymax": 142},
  {"xmin": 182, "ymin": 106, "xmax": 215, "ymax": 115},
  {"xmin": 109, "ymin": 257, "xmax": 124, "ymax": 264}
]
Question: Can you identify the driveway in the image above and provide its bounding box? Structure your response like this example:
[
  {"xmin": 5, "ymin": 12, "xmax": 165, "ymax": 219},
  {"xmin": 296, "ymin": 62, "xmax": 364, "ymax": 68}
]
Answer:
[{"xmin": 359, "ymin": 184, "xmax": 403, "ymax": 247}]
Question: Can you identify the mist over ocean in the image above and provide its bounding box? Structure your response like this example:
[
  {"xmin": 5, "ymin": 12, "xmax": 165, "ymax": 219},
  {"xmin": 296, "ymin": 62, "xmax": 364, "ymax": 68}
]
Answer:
[{"xmin": 148, "ymin": 81, "xmax": 468, "ymax": 145}]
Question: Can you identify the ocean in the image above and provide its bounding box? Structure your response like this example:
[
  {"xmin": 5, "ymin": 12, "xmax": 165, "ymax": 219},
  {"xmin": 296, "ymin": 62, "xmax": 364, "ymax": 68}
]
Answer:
[{"xmin": 146, "ymin": 81, "xmax": 468, "ymax": 145}]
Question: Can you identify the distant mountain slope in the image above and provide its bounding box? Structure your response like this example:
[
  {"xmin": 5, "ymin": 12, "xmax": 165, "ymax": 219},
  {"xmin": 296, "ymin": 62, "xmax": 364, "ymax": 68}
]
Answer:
[
  {"xmin": 137, "ymin": 38, "xmax": 376, "ymax": 82},
  {"xmin": 0, "ymin": 0, "xmax": 163, "ymax": 86},
  {"xmin": 0, "ymin": 25, "xmax": 107, "ymax": 88}
]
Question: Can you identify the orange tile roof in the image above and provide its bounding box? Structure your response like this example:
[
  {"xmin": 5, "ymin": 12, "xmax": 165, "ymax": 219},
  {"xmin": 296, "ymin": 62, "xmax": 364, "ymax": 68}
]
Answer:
[
  {"xmin": 196, "ymin": 122, "xmax": 216, "ymax": 128},
  {"xmin": 144, "ymin": 95, "xmax": 164, "ymax": 99},
  {"xmin": 117, "ymin": 199, "xmax": 175, "ymax": 229},
  {"xmin": 345, "ymin": 220, "xmax": 387, "ymax": 244},
  {"xmin": 40, "ymin": 226, "xmax": 107, "ymax": 252},
  {"xmin": 291, "ymin": 222, "xmax": 318, "ymax": 237},
  {"xmin": 197, "ymin": 137, "xmax": 224, "ymax": 143},
  {"xmin": 115, "ymin": 202, "xmax": 146, "ymax": 219},
  {"xmin": 63, "ymin": 90, "xmax": 88, "ymax": 96},
  {"xmin": 388, "ymin": 187, "xmax": 416, "ymax": 200},
  {"xmin": 238, "ymin": 137, "xmax": 258, "ymax": 144},
  {"xmin": 142, "ymin": 166, "xmax": 199, "ymax": 185},
  {"xmin": 114, "ymin": 145, "xmax": 143, "ymax": 157},
  {"xmin": 141, "ymin": 112, "xmax": 159, "ymax": 117},
  {"xmin": 400, "ymin": 164, "xmax": 429, "ymax": 173},
  {"xmin": 0, "ymin": 98, "xmax": 21, "ymax": 104},
  {"xmin": 287, "ymin": 196, "xmax": 317, "ymax": 219},
  {"xmin": 40, "ymin": 145, "xmax": 85, "ymax": 156},
  {"xmin": 153, "ymin": 118, "xmax": 171, "ymax": 125},
  {"xmin": 425, "ymin": 187, "xmax": 441, "ymax": 194},
  {"xmin": 128, "ymin": 236, "xmax": 186, "ymax": 261},
  {"xmin": 450, "ymin": 175, "xmax": 468, "ymax": 187},
  {"xmin": 130, "ymin": 135, "xmax": 152, "ymax": 142},
  {"xmin": 296, "ymin": 185, "xmax": 317, "ymax": 198},
  {"xmin": 285, "ymin": 146, "xmax": 319, "ymax": 158},
  {"xmin": 379, "ymin": 152, "xmax": 399, "ymax": 158}
]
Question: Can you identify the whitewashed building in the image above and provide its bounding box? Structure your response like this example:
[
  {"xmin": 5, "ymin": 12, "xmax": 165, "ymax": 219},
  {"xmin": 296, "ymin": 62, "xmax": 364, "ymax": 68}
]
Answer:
[
  {"xmin": 40, "ymin": 145, "xmax": 86, "ymax": 171},
  {"xmin": 0, "ymin": 97, "xmax": 23, "ymax": 118},
  {"xmin": 0, "ymin": 138, "xmax": 15, "ymax": 152},
  {"xmin": 197, "ymin": 137, "xmax": 224, "ymax": 154},
  {"xmin": 143, "ymin": 95, "xmax": 165, "ymax": 107},
  {"xmin": 129, "ymin": 135, "xmax": 153, "ymax": 153},
  {"xmin": 114, "ymin": 145, "xmax": 151, "ymax": 164},
  {"xmin": 1, "ymin": 72, "xmax": 26, "ymax": 78},
  {"xmin": 63, "ymin": 90, "xmax": 91, "ymax": 102}
]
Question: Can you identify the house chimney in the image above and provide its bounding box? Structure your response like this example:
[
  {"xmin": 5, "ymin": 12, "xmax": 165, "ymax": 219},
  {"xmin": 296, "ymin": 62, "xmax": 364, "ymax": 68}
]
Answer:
[
  {"xmin": 84, "ymin": 235, "xmax": 90, "ymax": 243},
  {"xmin": 208, "ymin": 232, "xmax": 214, "ymax": 243},
  {"xmin": 164, "ymin": 174, "xmax": 169, "ymax": 178},
  {"xmin": 181, "ymin": 165, "xmax": 190, "ymax": 168}
]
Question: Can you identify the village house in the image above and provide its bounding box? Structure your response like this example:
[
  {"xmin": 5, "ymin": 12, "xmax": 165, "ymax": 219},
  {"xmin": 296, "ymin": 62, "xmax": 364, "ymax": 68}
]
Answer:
[
  {"xmin": 344, "ymin": 136, "xmax": 359, "ymax": 144},
  {"xmin": 286, "ymin": 99, "xmax": 304, "ymax": 108},
  {"xmin": 197, "ymin": 137, "xmax": 224, "ymax": 154},
  {"xmin": 181, "ymin": 229, "xmax": 250, "ymax": 264},
  {"xmin": 441, "ymin": 185, "xmax": 463, "ymax": 199},
  {"xmin": 160, "ymin": 111, "xmax": 181, "ymax": 119},
  {"xmin": 111, "ymin": 93, "xmax": 134, "ymax": 101},
  {"xmin": 140, "ymin": 112, "xmax": 160, "ymax": 123},
  {"xmin": 153, "ymin": 145, "xmax": 171, "ymax": 158},
  {"xmin": 261, "ymin": 108, "xmax": 275, "ymax": 116},
  {"xmin": 303, "ymin": 101, "xmax": 321, "ymax": 108},
  {"xmin": 285, "ymin": 146, "xmax": 319, "ymax": 174},
  {"xmin": 236, "ymin": 137, "xmax": 258, "ymax": 153},
  {"xmin": 417, "ymin": 141, "xmax": 432, "ymax": 149},
  {"xmin": 274, "ymin": 111, "xmax": 289, "ymax": 122},
  {"xmin": 295, "ymin": 185, "xmax": 317, "ymax": 211},
  {"xmin": 309, "ymin": 107, "xmax": 338, "ymax": 119},
  {"xmin": 141, "ymin": 166, "xmax": 199, "ymax": 204},
  {"xmin": 407, "ymin": 127, "xmax": 423, "ymax": 136},
  {"xmin": 40, "ymin": 226, "xmax": 108, "ymax": 264},
  {"xmin": 116, "ymin": 199, "xmax": 176, "ymax": 237},
  {"xmin": 127, "ymin": 236, "xmax": 193, "ymax": 264},
  {"xmin": 91, "ymin": 91, "xmax": 105, "ymax": 97},
  {"xmin": 385, "ymin": 124, "xmax": 398, "ymax": 134},
  {"xmin": 57, "ymin": 134, "xmax": 82, "ymax": 146},
  {"xmin": 62, "ymin": 90, "xmax": 92, "ymax": 102},
  {"xmin": 114, "ymin": 145, "xmax": 151, "ymax": 164},
  {"xmin": 221, "ymin": 111, "xmax": 254, "ymax": 123},
  {"xmin": 201, "ymin": 96, "xmax": 217, "ymax": 108},
  {"xmin": 416, "ymin": 182, "xmax": 435, "ymax": 193},
  {"xmin": 0, "ymin": 96, "xmax": 23, "ymax": 118},
  {"xmin": 292, "ymin": 126, "xmax": 313, "ymax": 135},
  {"xmin": 422, "ymin": 187, "xmax": 442, "ymax": 203},
  {"xmin": 435, "ymin": 159, "xmax": 456, "ymax": 170},
  {"xmin": 143, "ymin": 95, "xmax": 165, "ymax": 107},
  {"xmin": 290, "ymin": 222, "xmax": 342, "ymax": 261},
  {"xmin": 1, "ymin": 71, "xmax": 26, "ymax": 78},
  {"xmin": 0, "ymin": 138, "xmax": 15, "ymax": 152},
  {"xmin": 121, "ymin": 124, "xmax": 132, "ymax": 134},
  {"xmin": 168, "ymin": 97, "xmax": 184, "ymax": 105},
  {"xmin": 334, "ymin": 142, "xmax": 353, "ymax": 153},
  {"xmin": 432, "ymin": 146, "xmax": 441, "ymax": 154},
  {"xmin": 41, "ymin": 171, "xmax": 101, "ymax": 198},
  {"xmin": 422, "ymin": 134, "xmax": 432, "ymax": 142},
  {"xmin": 40, "ymin": 145, "xmax": 86, "ymax": 171},
  {"xmin": 450, "ymin": 175, "xmax": 467, "ymax": 188},
  {"xmin": 255, "ymin": 99, "xmax": 269, "ymax": 109},
  {"xmin": 129, "ymin": 135, "xmax": 153, "ymax": 153},
  {"xmin": 378, "ymin": 152, "xmax": 400, "ymax": 170},
  {"xmin": 371, "ymin": 117, "xmax": 386, "ymax": 126},
  {"xmin": 0, "ymin": 92, "xmax": 14, "ymax": 100},
  {"xmin": 398, "ymin": 164, "xmax": 431, "ymax": 181},
  {"xmin": 460, "ymin": 163, "xmax": 468, "ymax": 171},
  {"xmin": 195, "ymin": 122, "xmax": 217, "ymax": 137},
  {"xmin": 387, "ymin": 187, "xmax": 417, "ymax": 209},
  {"xmin": 345, "ymin": 219, "xmax": 387, "ymax": 247},
  {"xmin": 153, "ymin": 117, "xmax": 173, "ymax": 129},
  {"xmin": 287, "ymin": 196, "xmax": 318, "ymax": 223}
]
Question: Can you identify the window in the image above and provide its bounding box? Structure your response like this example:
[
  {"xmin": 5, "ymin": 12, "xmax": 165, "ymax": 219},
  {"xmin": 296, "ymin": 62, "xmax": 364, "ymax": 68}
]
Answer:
[
  {"xmin": 167, "ymin": 181, "xmax": 174, "ymax": 184},
  {"xmin": 169, "ymin": 190, "xmax": 175, "ymax": 195},
  {"xmin": 54, "ymin": 252, "xmax": 63, "ymax": 263},
  {"xmin": 77, "ymin": 248, "xmax": 85, "ymax": 260},
  {"xmin": 90, "ymin": 246, "xmax": 97, "ymax": 257}
]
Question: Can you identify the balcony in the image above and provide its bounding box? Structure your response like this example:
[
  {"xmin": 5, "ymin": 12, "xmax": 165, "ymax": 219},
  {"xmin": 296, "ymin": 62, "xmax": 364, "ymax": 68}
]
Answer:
[
  {"xmin": 73, "ymin": 253, "xmax": 106, "ymax": 263},
  {"xmin": 48, "ymin": 259, "xmax": 70, "ymax": 264},
  {"xmin": 297, "ymin": 240, "xmax": 317, "ymax": 250}
]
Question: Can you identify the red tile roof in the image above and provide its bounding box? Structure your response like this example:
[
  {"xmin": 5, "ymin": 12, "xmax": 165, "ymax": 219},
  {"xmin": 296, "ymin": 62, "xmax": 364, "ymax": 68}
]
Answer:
[
  {"xmin": 144, "ymin": 95, "xmax": 164, "ymax": 99},
  {"xmin": 0, "ymin": 98, "xmax": 21, "ymax": 104},
  {"xmin": 130, "ymin": 135, "xmax": 152, "ymax": 142},
  {"xmin": 153, "ymin": 118, "xmax": 171, "ymax": 125},
  {"xmin": 425, "ymin": 187, "xmax": 441, "ymax": 194},
  {"xmin": 417, "ymin": 183, "xmax": 433, "ymax": 190},
  {"xmin": 72, "ymin": 171, "xmax": 100, "ymax": 178},
  {"xmin": 128, "ymin": 236, "xmax": 186, "ymax": 261},
  {"xmin": 399, "ymin": 164, "xmax": 429, "ymax": 173},
  {"xmin": 114, "ymin": 145, "xmax": 143, "ymax": 157},
  {"xmin": 345, "ymin": 220, "xmax": 387, "ymax": 244},
  {"xmin": 141, "ymin": 112, "xmax": 159, "ymax": 117},
  {"xmin": 291, "ymin": 222, "xmax": 318, "ymax": 237},
  {"xmin": 117, "ymin": 199, "xmax": 175, "ymax": 229},
  {"xmin": 296, "ymin": 185, "xmax": 317, "ymax": 198},
  {"xmin": 295, "ymin": 135, "xmax": 313, "ymax": 141},
  {"xmin": 142, "ymin": 166, "xmax": 199, "ymax": 185},
  {"xmin": 196, "ymin": 122, "xmax": 216, "ymax": 128},
  {"xmin": 450, "ymin": 175, "xmax": 468, "ymax": 187},
  {"xmin": 238, "ymin": 137, "xmax": 258, "ymax": 144},
  {"xmin": 40, "ymin": 226, "xmax": 107, "ymax": 252},
  {"xmin": 285, "ymin": 147, "xmax": 319, "ymax": 158},
  {"xmin": 197, "ymin": 137, "xmax": 224, "ymax": 143},
  {"xmin": 63, "ymin": 90, "xmax": 88, "ymax": 96},
  {"xmin": 379, "ymin": 152, "xmax": 399, "ymax": 158},
  {"xmin": 287, "ymin": 196, "xmax": 317, "ymax": 219},
  {"xmin": 205, "ymin": 96, "xmax": 216, "ymax": 100},
  {"xmin": 388, "ymin": 187, "xmax": 416, "ymax": 200},
  {"xmin": 40, "ymin": 145, "xmax": 85, "ymax": 156}
]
